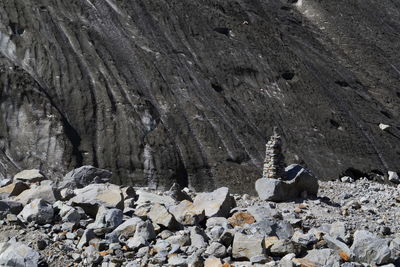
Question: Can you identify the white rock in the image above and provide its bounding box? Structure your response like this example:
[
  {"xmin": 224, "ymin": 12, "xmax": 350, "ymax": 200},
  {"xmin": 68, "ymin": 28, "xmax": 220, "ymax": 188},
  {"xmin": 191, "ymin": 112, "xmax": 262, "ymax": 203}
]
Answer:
[
  {"xmin": 379, "ymin": 123, "xmax": 390, "ymax": 131},
  {"xmin": 14, "ymin": 169, "xmax": 45, "ymax": 183},
  {"xmin": 340, "ymin": 176, "xmax": 354, "ymax": 183},
  {"xmin": 388, "ymin": 171, "xmax": 400, "ymax": 184}
]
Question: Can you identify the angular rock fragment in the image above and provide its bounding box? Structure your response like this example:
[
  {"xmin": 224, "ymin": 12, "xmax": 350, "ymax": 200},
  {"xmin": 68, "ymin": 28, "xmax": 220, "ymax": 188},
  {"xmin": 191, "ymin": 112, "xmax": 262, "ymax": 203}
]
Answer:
[
  {"xmin": 300, "ymin": 248, "xmax": 341, "ymax": 267},
  {"xmin": 58, "ymin": 203, "xmax": 81, "ymax": 224},
  {"xmin": 147, "ymin": 203, "xmax": 181, "ymax": 229},
  {"xmin": 247, "ymin": 204, "xmax": 281, "ymax": 221},
  {"xmin": 135, "ymin": 190, "xmax": 176, "ymax": 207},
  {"xmin": 18, "ymin": 198, "xmax": 54, "ymax": 224},
  {"xmin": 190, "ymin": 226, "xmax": 209, "ymax": 249},
  {"xmin": 60, "ymin": 165, "xmax": 112, "ymax": 189},
  {"xmin": 0, "ymin": 241, "xmax": 40, "ymax": 267},
  {"xmin": 205, "ymin": 242, "xmax": 227, "ymax": 258},
  {"xmin": 70, "ymin": 184, "xmax": 124, "ymax": 216},
  {"xmin": 14, "ymin": 169, "xmax": 45, "ymax": 183},
  {"xmin": 88, "ymin": 205, "xmax": 123, "ymax": 230},
  {"xmin": 77, "ymin": 229, "xmax": 96, "ymax": 249},
  {"xmin": 167, "ymin": 183, "xmax": 192, "ymax": 202},
  {"xmin": 127, "ymin": 221, "xmax": 156, "ymax": 249},
  {"xmin": 269, "ymin": 239, "xmax": 303, "ymax": 257},
  {"xmin": 106, "ymin": 217, "xmax": 143, "ymax": 242},
  {"xmin": 169, "ymin": 200, "xmax": 205, "ymax": 226},
  {"xmin": 350, "ymin": 230, "xmax": 392, "ymax": 265},
  {"xmin": 15, "ymin": 184, "xmax": 59, "ymax": 205},
  {"xmin": 232, "ymin": 232, "xmax": 265, "ymax": 260},
  {"xmin": 324, "ymin": 235, "xmax": 353, "ymax": 261},
  {"xmin": 192, "ymin": 187, "xmax": 236, "ymax": 218},
  {"xmin": 246, "ymin": 219, "xmax": 294, "ymax": 239},
  {"xmin": 291, "ymin": 231, "xmax": 318, "ymax": 247}
]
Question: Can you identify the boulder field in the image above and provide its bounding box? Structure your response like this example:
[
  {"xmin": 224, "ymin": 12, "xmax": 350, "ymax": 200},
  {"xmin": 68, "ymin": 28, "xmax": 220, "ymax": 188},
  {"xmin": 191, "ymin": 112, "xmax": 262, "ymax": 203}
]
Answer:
[{"xmin": 0, "ymin": 166, "xmax": 399, "ymax": 266}]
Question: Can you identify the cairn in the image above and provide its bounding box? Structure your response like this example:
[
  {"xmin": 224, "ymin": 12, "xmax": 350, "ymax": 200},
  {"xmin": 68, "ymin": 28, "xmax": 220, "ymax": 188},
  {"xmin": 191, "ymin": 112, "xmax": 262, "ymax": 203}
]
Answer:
[{"xmin": 262, "ymin": 127, "xmax": 286, "ymax": 179}]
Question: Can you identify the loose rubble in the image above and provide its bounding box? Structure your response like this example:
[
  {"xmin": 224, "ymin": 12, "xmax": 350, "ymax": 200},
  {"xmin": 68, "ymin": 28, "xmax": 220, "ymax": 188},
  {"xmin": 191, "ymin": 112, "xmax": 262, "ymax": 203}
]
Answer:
[{"xmin": 0, "ymin": 165, "xmax": 399, "ymax": 267}]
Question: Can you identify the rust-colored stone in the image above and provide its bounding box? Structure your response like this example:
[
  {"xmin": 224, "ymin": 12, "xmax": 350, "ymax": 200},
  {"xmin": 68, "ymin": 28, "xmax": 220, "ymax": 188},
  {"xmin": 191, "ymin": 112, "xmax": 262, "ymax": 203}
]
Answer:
[
  {"xmin": 339, "ymin": 250, "xmax": 350, "ymax": 261},
  {"xmin": 298, "ymin": 203, "xmax": 308, "ymax": 209},
  {"xmin": 228, "ymin": 212, "xmax": 255, "ymax": 227}
]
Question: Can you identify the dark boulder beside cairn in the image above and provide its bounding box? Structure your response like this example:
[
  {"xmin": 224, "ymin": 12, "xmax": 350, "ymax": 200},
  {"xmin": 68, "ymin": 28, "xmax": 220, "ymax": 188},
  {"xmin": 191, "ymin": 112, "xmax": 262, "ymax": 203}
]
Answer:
[{"xmin": 256, "ymin": 129, "xmax": 318, "ymax": 201}]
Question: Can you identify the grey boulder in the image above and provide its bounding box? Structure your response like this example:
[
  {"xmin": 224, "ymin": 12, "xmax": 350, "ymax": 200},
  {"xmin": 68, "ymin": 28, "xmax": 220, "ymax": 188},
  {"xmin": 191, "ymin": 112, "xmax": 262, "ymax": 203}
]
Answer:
[
  {"xmin": 350, "ymin": 230, "xmax": 392, "ymax": 265},
  {"xmin": 70, "ymin": 183, "xmax": 124, "ymax": 216},
  {"xmin": 106, "ymin": 217, "xmax": 143, "ymax": 242},
  {"xmin": 255, "ymin": 164, "xmax": 318, "ymax": 202},
  {"xmin": 245, "ymin": 219, "xmax": 294, "ymax": 240},
  {"xmin": 60, "ymin": 165, "xmax": 112, "ymax": 189},
  {"xmin": 192, "ymin": 187, "xmax": 236, "ymax": 218},
  {"xmin": 58, "ymin": 204, "xmax": 81, "ymax": 224},
  {"xmin": 300, "ymin": 248, "xmax": 341, "ymax": 267},
  {"xmin": 127, "ymin": 221, "xmax": 156, "ymax": 249},
  {"xmin": 15, "ymin": 184, "xmax": 59, "ymax": 205},
  {"xmin": 87, "ymin": 205, "xmax": 123, "ymax": 230},
  {"xmin": 232, "ymin": 232, "xmax": 265, "ymax": 260},
  {"xmin": 18, "ymin": 198, "xmax": 54, "ymax": 224},
  {"xmin": 168, "ymin": 200, "xmax": 205, "ymax": 226},
  {"xmin": 147, "ymin": 203, "xmax": 181, "ymax": 230},
  {"xmin": 0, "ymin": 241, "xmax": 40, "ymax": 267}
]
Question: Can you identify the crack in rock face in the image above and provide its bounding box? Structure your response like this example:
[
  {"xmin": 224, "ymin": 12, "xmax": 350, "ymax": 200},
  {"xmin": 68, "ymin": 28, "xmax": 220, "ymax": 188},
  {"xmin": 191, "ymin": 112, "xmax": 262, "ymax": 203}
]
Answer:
[{"xmin": 0, "ymin": 0, "xmax": 400, "ymax": 192}]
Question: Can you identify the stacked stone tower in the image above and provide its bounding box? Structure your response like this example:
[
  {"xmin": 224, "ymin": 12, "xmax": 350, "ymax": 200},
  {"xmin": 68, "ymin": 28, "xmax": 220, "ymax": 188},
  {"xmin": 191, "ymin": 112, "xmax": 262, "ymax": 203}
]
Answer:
[{"xmin": 262, "ymin": 127, "xmax": 286, "ymax": 179}]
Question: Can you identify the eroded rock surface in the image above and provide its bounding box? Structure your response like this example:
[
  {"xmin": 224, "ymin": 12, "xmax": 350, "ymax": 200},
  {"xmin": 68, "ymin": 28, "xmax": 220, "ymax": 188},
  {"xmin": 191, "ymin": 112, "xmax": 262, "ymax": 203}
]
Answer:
[{"xmin": 0, "ymin": 0, "xmax": 400, "ymax": 192}]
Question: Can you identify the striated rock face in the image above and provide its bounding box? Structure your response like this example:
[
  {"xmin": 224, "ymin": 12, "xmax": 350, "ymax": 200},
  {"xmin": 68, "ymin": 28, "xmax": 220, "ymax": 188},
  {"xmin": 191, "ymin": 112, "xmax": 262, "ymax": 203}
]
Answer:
[{"xmin": 0, "ymin": 0, "xmax": 400, "ymax": 192}]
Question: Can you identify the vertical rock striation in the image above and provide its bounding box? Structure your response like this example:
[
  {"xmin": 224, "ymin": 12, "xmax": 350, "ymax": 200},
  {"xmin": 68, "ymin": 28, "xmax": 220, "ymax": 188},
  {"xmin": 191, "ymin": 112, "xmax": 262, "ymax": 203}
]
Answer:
[{"xmin": 0, "ymin": 0, "xmax": 399, "ymax": 192}]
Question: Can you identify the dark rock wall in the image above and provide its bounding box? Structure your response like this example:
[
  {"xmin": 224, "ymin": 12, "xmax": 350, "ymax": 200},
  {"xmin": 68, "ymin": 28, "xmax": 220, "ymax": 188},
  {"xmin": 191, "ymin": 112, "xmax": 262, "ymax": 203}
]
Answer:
[{"xmin": 0, "ymin": 0, "xmax": 399, "ymax": 192}]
